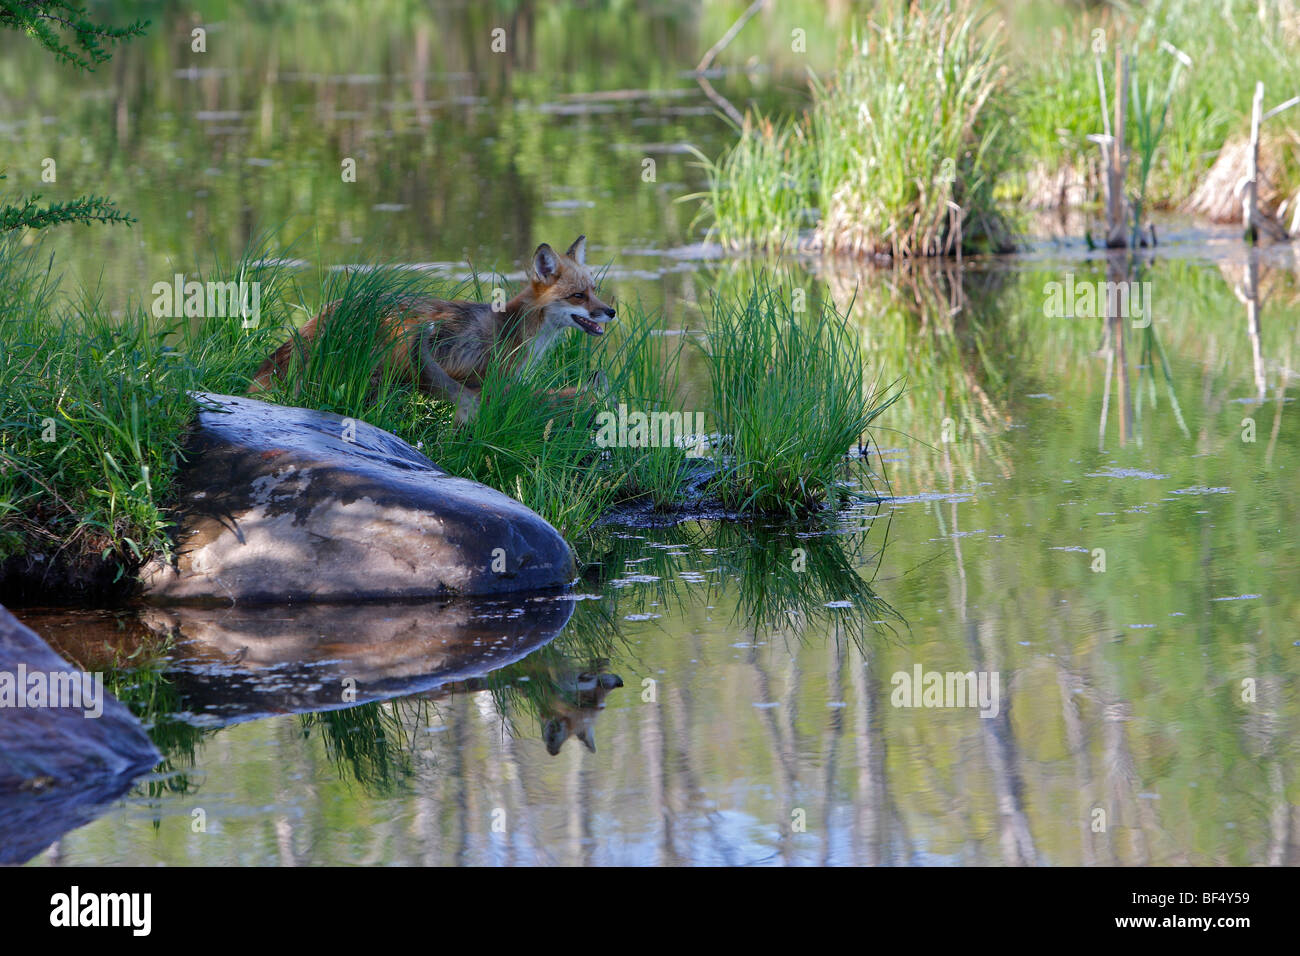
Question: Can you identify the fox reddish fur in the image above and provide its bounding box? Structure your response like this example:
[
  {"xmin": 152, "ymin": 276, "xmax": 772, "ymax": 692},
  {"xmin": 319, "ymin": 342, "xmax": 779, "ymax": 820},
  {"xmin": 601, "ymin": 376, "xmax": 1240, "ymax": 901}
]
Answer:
[{"xmin": 250, "ymin": 235, "xmax": 615, "ymax": 422}]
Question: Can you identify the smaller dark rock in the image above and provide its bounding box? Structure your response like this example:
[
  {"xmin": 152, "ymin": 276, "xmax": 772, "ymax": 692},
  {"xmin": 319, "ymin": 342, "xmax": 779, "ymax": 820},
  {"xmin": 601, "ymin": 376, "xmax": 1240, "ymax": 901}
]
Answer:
[{"xmin": 0, "ymin": 604, "xmax": 160, "ymax": 863}]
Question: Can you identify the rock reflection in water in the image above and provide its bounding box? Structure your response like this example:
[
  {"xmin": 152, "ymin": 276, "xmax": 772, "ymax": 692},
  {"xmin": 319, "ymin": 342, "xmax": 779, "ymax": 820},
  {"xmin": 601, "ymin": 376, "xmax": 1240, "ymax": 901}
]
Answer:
[{"xmin": 142, "ymin": 596, "xmax": 577, "ymax": 725}]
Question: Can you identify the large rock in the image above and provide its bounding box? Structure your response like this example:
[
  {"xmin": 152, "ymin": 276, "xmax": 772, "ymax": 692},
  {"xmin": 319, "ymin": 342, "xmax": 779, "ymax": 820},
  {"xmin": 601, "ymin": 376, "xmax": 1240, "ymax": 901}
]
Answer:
[
  {"xmin": 0, "ymin": 604, "xmax": 160, "ymax": 862},
  {"xmin": 140, "ymin": 393, "xmax": 576, "ymax": 604}
]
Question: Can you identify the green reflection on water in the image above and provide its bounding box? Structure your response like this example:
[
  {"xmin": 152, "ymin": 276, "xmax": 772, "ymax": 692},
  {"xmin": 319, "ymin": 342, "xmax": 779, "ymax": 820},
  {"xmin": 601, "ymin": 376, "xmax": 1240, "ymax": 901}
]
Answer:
[{"xmin": 8, "ymin": 1, "xmax": 1299, "ymax": 866}]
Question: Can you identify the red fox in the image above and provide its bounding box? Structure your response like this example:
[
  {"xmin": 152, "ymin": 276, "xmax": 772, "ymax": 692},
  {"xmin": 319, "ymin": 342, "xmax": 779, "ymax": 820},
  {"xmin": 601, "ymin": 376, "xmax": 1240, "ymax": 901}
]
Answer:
[{"xmin": 250, "ymin": 235, "xmax": 615, "ymax": 423}]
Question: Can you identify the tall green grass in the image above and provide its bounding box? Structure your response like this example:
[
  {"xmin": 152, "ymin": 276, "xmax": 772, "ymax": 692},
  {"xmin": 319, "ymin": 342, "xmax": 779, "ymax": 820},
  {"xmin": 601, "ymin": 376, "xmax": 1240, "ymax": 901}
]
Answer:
[
  {"xmin": 689, "ymin": 115, "xmax": 815, "ymax": 253},
  {"xmin": 692, "ymin": 0, "xmax": 1016, "ymax": 258},
  {"xmin": 696, "ymin": 0, "xmax": 1300, "ymax": 243},
  {"xmin": 811, "ymin": 1, "xmax": 1015, "ymax": 257},
  {"xmin": 1010, "ymin": 21, "xmax": 1105, "ymax": 200},
  {"xmin": 256, "ymin": 265, "xmax": 450, "ymax": 418},
  {"xmin": 698, "ymin": 277, "xmax": 897, "ymax": 514},
  {"xmin": 425, "ymin": 338, "xmax": 626, "ymax": 542},
  {"xmin": 1017, "ymin": 0, "xmax": 1300, "ymax": 210},
  {"xmin": 0, "ymin": 238, "xmax": 284, "ymax": 574},
  {"xmin": 1126, "ymin": 46, "xmax": 1189, "ymax": 243}
]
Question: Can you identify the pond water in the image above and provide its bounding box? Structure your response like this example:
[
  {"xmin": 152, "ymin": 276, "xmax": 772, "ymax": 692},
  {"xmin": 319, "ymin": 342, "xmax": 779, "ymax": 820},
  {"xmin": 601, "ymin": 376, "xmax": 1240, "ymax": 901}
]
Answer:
[{"xmin": 3, "ymin": 5, "xmax": 1299, "ymax": 866}]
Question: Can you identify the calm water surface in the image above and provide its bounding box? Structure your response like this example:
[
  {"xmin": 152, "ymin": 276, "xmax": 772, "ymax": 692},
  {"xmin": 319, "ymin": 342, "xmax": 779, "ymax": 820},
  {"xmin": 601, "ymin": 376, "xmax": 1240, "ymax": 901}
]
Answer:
[{"xmin": 3, "ymin": 4, "xmax": 1298, "ymax": 865}]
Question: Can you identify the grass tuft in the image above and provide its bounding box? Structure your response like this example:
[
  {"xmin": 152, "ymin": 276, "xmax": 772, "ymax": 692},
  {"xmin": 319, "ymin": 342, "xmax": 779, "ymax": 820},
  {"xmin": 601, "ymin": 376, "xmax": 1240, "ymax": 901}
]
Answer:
[{"xmin": 697, "ymin": 276, "xmax": 897, "ymax": 514}]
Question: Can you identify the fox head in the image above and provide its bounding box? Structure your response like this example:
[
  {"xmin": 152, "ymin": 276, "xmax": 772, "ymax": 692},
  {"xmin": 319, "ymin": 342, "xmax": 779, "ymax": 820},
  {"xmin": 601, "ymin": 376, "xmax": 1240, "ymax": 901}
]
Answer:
[{"xmin": 528, "ymin": 235, "xmax": 616, "ymax": 336}]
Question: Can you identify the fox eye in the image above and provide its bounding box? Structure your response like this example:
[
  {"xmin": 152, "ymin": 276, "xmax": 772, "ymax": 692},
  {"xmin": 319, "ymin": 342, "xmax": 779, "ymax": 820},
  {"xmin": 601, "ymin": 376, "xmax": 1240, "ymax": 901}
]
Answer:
[{"xmin": 569, "ymin": 291, "xmax": 587, "ymax": 301}]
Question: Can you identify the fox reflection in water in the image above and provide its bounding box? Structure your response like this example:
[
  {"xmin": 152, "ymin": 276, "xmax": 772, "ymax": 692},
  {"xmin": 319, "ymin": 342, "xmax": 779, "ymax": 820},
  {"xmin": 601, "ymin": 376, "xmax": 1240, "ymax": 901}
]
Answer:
[{"xmin": 540, "ymin": 669, "xmax": 625, "ymax": 755}]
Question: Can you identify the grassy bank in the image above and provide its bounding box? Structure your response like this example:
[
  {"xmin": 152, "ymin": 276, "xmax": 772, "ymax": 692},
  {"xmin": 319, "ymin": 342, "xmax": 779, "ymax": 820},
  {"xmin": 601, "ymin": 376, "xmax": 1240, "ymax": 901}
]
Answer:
[
  {"xmin": 0, "ymin": 237, "xmax": 891, "ymax": 600},
  {"xmin": 1015, "ymin": 0, "xmax": 1300, "ymax": 213},
  {"xmin": 693, "ymin": 0, "xmax": 1017, "ymax": 258},
  {"xmin": 0, "ymin": 239, "xmax": 289, "ymax": 593},
  {"xmin": 696, "ymin": 0, "xmax": 1300, "ymax": 255}
]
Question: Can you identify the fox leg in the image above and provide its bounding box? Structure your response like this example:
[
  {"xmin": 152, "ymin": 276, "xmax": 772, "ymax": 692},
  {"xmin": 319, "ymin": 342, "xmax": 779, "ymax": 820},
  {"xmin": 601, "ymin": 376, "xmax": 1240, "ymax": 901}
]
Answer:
[
  {"xmin": 530, "ymin": 371, "xmax": 610, "ymax": 431},
  {"xmin": 250, "ymin": 335, "xmax": 300, "ymax": 393},
  {"xmin": 417, "ymin": 330, "xmax": 481, "ymax": 424},
  {"xmin": 541, "ymin": 369, "xmax": 610, "ymax": 404},
  {"xmin": 453, "ymin": 391, "xmax": 481, "ymax": 425}
]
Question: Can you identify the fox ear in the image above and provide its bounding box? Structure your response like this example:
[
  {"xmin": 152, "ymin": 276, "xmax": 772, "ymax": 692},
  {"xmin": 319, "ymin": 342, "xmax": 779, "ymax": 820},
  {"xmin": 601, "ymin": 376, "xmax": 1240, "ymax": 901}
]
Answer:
[
  {"xmin": 564, "ymin": 235, "xmax": 587, "ymax": 265},
  {"xmin": 576, "ymin": 726, "xmax": 597, "ymax": 753},
  {"xmin": 533, "ymin": 243, "xmax": 559, "ymax": 283}
]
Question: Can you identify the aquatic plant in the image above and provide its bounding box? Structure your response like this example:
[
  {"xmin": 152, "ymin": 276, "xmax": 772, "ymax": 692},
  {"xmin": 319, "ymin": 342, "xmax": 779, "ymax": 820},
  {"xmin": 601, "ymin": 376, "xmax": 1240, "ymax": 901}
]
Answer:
[{"xmin": 697, "ymin": 275, "xmax": 897, "ymax": 514}]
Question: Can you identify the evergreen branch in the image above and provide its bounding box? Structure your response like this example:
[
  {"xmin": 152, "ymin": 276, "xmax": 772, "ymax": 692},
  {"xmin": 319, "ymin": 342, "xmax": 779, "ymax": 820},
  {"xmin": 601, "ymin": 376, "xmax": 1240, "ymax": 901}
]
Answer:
[
  {"xmin": 0, "ymin": 190, "xmax": 136, "ymax": 233},
  {"xmin": 0, "ymin": 0, "xmax": 148, "ymax": 71}
]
